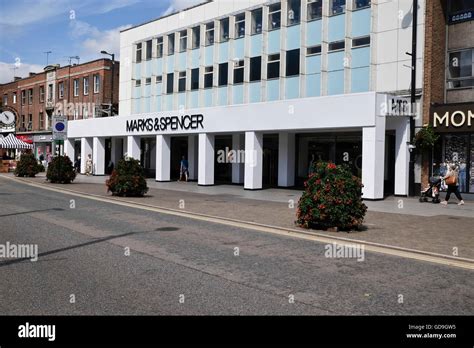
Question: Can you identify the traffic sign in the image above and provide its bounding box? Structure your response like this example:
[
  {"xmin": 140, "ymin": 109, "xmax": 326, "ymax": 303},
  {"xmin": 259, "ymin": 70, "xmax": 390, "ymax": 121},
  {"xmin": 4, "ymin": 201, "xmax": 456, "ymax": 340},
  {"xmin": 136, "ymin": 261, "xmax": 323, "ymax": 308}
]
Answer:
[{"xmin": 53, "ymin": 115, "xmax": 67, "ymax": 140}]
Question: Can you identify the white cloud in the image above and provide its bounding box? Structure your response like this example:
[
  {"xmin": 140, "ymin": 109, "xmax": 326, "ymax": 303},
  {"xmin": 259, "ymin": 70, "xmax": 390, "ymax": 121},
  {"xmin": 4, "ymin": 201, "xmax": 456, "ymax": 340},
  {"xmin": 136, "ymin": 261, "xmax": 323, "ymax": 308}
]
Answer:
[
  {"xmin": 0, "ymin": 61, "xmax": 43, "ymax": 84},
  {"xmin": 162, "ymin": 0, "xmax": 208, "ymax": 15}
]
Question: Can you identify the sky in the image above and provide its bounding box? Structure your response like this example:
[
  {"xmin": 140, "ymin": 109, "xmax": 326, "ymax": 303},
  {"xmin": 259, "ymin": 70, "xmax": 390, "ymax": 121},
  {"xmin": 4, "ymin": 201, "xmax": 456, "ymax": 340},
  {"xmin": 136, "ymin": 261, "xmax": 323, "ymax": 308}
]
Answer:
[{"xmin": 0, "ymin": 0, "xmax": 207, "ymax": 83}]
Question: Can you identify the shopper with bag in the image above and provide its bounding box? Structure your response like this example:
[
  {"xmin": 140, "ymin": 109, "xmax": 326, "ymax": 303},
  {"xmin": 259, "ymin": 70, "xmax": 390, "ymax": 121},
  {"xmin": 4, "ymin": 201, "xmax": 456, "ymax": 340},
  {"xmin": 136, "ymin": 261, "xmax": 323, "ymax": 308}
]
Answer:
[{"xmin": 441, "ymin": 164, "xmax": 464, "ymax": 206}]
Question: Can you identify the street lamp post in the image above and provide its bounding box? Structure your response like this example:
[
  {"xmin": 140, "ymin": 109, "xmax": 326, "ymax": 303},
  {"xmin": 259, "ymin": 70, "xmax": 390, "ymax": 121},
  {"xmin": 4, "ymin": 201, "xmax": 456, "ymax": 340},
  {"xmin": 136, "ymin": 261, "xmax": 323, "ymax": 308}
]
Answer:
[
  {"xmin": 100, "ymin": 51, "xmax": 115, "ymax": 116},
  {"xmin": 408, "ymin": 0, "xmax": 418, "ymax": 197}
]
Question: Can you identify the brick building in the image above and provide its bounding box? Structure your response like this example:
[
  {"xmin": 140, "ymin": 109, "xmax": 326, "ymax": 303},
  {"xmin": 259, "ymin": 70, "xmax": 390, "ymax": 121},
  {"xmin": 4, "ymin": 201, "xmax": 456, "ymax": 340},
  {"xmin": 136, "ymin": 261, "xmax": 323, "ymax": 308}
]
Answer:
[
  {"xmin": 0, "ymin": 58, "xmax": 119, "ymax": 160},
  {"xmin": 422, "ymin": 0, "xmax": 474, "ymax": 195}
]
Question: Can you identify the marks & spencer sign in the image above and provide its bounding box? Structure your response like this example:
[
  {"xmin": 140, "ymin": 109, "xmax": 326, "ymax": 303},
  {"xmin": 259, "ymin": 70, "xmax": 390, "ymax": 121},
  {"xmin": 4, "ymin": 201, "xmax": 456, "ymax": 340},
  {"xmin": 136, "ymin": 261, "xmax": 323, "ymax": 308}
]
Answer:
[
  {"xmin": 126, "ymin": 114, "xmax": 204, "ymax": 133},
  {"xmin": 431, "ymin": 104, "xmax": 474, "ymax": 132}
]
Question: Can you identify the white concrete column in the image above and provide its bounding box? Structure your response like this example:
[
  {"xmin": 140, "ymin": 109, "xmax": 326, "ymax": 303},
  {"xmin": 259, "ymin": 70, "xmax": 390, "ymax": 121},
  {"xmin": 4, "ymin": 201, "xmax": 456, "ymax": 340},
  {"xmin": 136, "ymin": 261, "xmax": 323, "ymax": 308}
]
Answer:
[
  {"xmin": 394, "ymin": 117, "xmax": 410, "ymax": 196},
  {"xmin": 244, "ymin": 131, "xmax": 263, "ymax": 190},
  {"xmin": 187, "ymin": 135, "xmax": 198, "ymax": 181},
  {"xmin": 80, "ymin": 137, "xmax": 92, "ymax": 174},
  {"xmin": 127, "ymin": 135, "xmax": 140, "ymax": 160},
  {"xmin": 278, "ymin": 132, "xmax": 295, "ymax": 187},
  {"xmin": 92, "ymin": 137, "xmax": 106, "ymax": 175},
  {"xmin": 65, "ymin": 138, "xmax": 75, "ymax": 162},
  {"xmin": 232, "ymin": 133, "xmax": 244, "ymax": 184},
  {"xmin": 156, "ymin": 134, "xmax": 171, "ymax": 182},
  {"xmin": 362, "ymin": 116, "xmax": 386, "ymax": 199},
  {"xmin": 198, "ymin": 133, "xmax": 215, "ymax": 186}
]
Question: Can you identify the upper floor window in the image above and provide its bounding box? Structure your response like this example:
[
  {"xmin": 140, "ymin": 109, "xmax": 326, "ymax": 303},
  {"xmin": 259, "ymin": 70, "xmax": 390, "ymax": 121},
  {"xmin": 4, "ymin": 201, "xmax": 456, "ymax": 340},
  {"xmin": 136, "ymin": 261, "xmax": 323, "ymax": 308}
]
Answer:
[
  {"xmin": 308, "ymin": 0, "xmax": 323, "ymax": 20},
  {"xmin": 307, "ymin": 45, "xmax": 322, "ymax": 56},
  {"xmin": 156, "ymin": 75, "xmax": 163, "ymax": 84},
  {"xmin": 218, "ymin": 63, "xmax": 228, "ymax": 86},
  {"xmin": 93, "ymin": 74, "xmax": 100, "ymax": 93},
  {"xmin": 286, "ymin": 49, "xmax": 300, "ymax": 76},
  {"xmin": 287, "ymin": 0, "xmax": 301, "ymax": 26},
  {"xmin": 178, "ymin": 71, "xmax": 186, "ymax": 92},
  {"xmin": 192, "ymin": 26, "xmax": 200, "ymax": 49},
  {"xmin": 13, "ymin": 92, "xmax": 17, "ymax": 104},
  {"xmin": 39, "ymin": 86, "xmax": 44, "ymax": 102},
  {"xmin": 205, "ymin": 22, "xmax": 214, "ymax": 46},
  {"xmin": 352, "ymin": 36, "xmax": 370, "ymax": 48},
  {"xmin": 330, "ymin": 0, "xmax": 346, "ymax": 16},
  {"xmin": 328, "ymin": 40, "xmax": 345, "ymax": 52},
  {"xmin": 157, "ymin": 37, "xmax": 164, "ymax": 58},
  {"xmin": 136, "ymin": 42, "xmax": 142, "ymax": 63},
  {"xmin": 168, "ymin": 33, "xmax": 175, "ymax": 55},
  {"xmin": 250, "ymin": 56, "xmax": 262, "ymax": 81},
  {"xmin": 448, "ymin": 49, "xmax": 474, "ymax": 89},
  {"xmin": 179, "ymin": 30, "xmax": 187, "ymax": 52},
  {"xmin": 73, "ymin": 79, "xmax": 79, "ymax": 97},
  {"xmin": 204, "ymin": 66, "xmax": 213, "ymax": 88},
  {"xmin": 191, "ymin": 68, "xmax": 199, "ymax": 90},
  {"xmin": 251, "ymin": 8, "xmax": 263, "ymax": 34},
  {"xmin": 146, "ymin": 39, "xmax": 153, "ymax": 60},
  {"xmin": 28, "ymin": 89, "xmax": 33, "ymax": 104},
  {"xmin": 145, "ymin": 77, "xmax": 152, "ymax": 85},
  {"xmin": 268, "ymin": 3, "xmax": 281, "ymax": 30},
  {"xmin": 235, "ymin": 13, "xmax": 245, "ymax": 38},
  {"xmin": 83, "ymin": 77, "xmax": 89, "ymax": 95},
  {"xmin": 135, "ymin": 79, "xmax": 141, "ymax": 87},
  {"xmin": 48, "ymin": 84, "xmax": 53, "ymax": 101},
  {"xmin": 167, "ymin": 73, "xmax": 174, "ymax": 93},
  {"xmin": 2, "ymin": 94, "xmax": 7, "ymax": 106},
  {"xmin": 233, "ymin": 60, "xmax": 244, "ymax": 84},
  {"xmin": 58, "ymin": 82, "xmax": 64, "ymax": 98},
  {"xmin": 353, "ymin": 0, "xmax": 371, "ymax": 10},
  {"xmin": 220, "ymin": 18, "xmax": 229, "ymax": 42},
  {"xmin": 21, "ymin": 90, "xmax": 26, "ymax": 105},
  {"xmin": 267, "ymin": 53, "xmax": 280, "ymax": 79}
]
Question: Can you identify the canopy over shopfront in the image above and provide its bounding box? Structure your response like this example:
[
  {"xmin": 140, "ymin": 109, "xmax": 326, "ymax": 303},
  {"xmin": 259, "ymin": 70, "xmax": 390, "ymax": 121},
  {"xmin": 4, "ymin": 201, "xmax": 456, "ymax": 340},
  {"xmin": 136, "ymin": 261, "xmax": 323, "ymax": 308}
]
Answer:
[{"xmin": 0, "ymin": 134, "xmax": 34, "ymax": 149}]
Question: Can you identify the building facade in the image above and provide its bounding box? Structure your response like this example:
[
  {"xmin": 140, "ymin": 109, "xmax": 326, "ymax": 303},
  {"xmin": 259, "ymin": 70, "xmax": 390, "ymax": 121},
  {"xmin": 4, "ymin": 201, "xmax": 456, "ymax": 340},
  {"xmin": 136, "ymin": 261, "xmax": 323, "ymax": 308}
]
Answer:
[
  {"xmin": 0, "ymin": 58, "xmax": 119, "ymax": 160},
  {"xmin": 67, "ymin": 0, "xmax": 426, "ymax": 199},
  {"xmin": 423, "ymin": 0, "xmax": 474, "ymax": 194}
]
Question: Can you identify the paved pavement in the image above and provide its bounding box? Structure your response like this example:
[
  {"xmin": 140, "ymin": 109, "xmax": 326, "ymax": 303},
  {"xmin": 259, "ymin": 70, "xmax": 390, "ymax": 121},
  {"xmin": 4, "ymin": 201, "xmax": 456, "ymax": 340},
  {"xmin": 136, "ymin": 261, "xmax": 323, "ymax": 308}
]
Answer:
[
  {"xmin": 0, "ymin": 177, "xmax": 473, "ymax": 315},
  {"xmin": 5, "ymin": 173, "xmax": 474, "ymax": 260}
]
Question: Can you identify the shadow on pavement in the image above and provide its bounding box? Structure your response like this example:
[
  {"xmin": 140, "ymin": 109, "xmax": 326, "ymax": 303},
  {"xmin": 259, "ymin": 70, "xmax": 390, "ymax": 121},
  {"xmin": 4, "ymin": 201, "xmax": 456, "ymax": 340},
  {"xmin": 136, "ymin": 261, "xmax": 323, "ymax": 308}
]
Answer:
[{"xmin": 0, "ymin": 207, "xmax": 65, "ymax": 218}]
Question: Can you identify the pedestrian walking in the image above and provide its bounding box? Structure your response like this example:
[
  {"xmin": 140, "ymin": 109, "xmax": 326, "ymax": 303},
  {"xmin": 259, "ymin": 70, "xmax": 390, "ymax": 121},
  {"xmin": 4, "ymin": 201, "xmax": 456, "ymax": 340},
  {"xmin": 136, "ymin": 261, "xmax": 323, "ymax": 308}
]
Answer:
[
  {"xmin": 85, "ymin": 154, "xmax": 93, "ymax": 176},
  {"xmin": 74, "ymin": 156, "xmax": 81, "ymax": 173},
  {"xmin": 179, "ymin": 156, "xmax": 189, "ymax": 182},
  {"xmin": 441, "ymin": 164, "xmax": 464, "ymax": 206}
]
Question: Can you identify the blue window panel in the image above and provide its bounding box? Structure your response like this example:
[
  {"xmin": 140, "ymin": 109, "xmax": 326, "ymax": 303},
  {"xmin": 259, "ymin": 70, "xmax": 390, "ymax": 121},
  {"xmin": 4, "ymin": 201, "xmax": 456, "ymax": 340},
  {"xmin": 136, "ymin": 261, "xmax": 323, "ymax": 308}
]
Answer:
[
  {"xmin": 268, "ymin": 30, "xmax": 280, "ymax": 54},
  {"xmin": 267, "ymin": 79, "xmax": 280, "ymax": 101},
  {"xmin": 205, "ymin": 46, "xmax": 214, "ymax": 66},
  {"xmin": 219, "ymin": 41, "xmax": 229, "ymax": 63},
  {"xmin": 166, "ymin": 57, "xmax": 174, "ymax": 73},
  {"xmin": 351, "ymin": 47, "xmax": 370, "ymax": 68},
  {"xmin": 306, "ymin": 55, "xmax": 321, "ymax": 74},
  {"xmin": 133, "ymin": 99, "xmax": 141, "ymax": 114},
  {"xmin": 204, "ymin": 89, "xmax": 213, "ymax": 107},
  {"xmin": 234, "ymin": 38, "xmax": 245, "ymax": 58},
  {"xmin": 218, "ymin": 86, "xmax": 227, "ymax": 106},
  {"xmin": 306, "ymin": 20, "xmax": 322, "ymax": 46},
  {"xmin": 328, "ymin": 51, "xmax": 345, "ymax": 71},
  {"xmin": 134, "ymin": 63, "xmax": 141, "ymax": 80},
  {"xmin": 154, "ymin": 83, "xmax": 163, "ymax": 96},
  {"xmin": 133, "ymin": 87, "xmax": 141, "ymax": 99},
  {"xmin": 352, "ymin": 8, "xmax": 371, "ymax": 37},
  {"xmin": 144, "ymin": 84, "xmax": 151, "ymax": 98},
  {"xmin": 178, "ymin": 52, "xmax": 186, "ymax": 70},
  {"xmin": 249, "ymin": 82, "xmax": 261, "ymax": 103},
  {"xmin": 305, "ymin": 74, "xmax": 321, "ymax": 97},
  {"xmin": 285, "ymin": 76, "xmax": 299, "ymax": 99},
  {"xmin": 178, "ymin": 93, "xmax": 186, "ymax": 109},
  {"xmin": 164, "ymin": 95, "xmax": 174, "ymax": 111},
  {"xmin": 351, "ymin": 67, "xmax": 370, "ymax": 93},
  {"xmin": 191, "ymin": 49, "xmax": 200, "ymax": 68},
  {"xmin": 251, "ymin": 34, "xmax": 263, "ymax": 57},
  {"xmin": 155, "ymin": 58, "xmax": 163, "ymax": 75},
  {"xmin": 327, "ymin": 70, "xmax": 345, "ymax": 95},
  {"xmin": 286, "ymin": 25, "xmax": 300, "ymax": 50},
  {"xmin": 143, "ymin": 60, "xmax": 151, "ymax": 77},
  {"xmin": 233, "ymin": 84, "xmax": 244, "ymax": 104},
  {"xmin": 155, "ymin": 96, "xmax": 162, "ymax": 111},
  {"xmin": 328, "ymin": 14, "xmax": 345, "ymax": 42},
  {"xmin": 189, "ymin": 90, "xmax": 199, "ymax": 108},
  {"xmin": 143, "ymin": 97, "xmax": 150, "ymax": 113}
]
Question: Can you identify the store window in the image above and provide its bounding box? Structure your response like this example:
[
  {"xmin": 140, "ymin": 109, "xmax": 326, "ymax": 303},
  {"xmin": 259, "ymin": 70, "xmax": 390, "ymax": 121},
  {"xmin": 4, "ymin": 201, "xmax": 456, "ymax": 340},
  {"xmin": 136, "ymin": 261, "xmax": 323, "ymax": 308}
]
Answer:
[
  {"xmin": 250, "ymin": 56, "xmax": 262, "ymax": 81},
  {"xmin": 307, "ymin": 0, "xmax": 323, "ymax": 20},
  {"xmin": 287, "ymin": 0, "xmax": 301, "ymax": 25},
  {"xmin": 192, "ymin": 26, "xmax": 200, "ymax": 49},
  {"xmin": 219, "ymin": 63, "xmax": 228, "ymax": 86},
  {"xmin": 268, "ymin": 3, "xmax": 281, "ymax": 30},
  {"xmin": 168, "ymin": 34, "xmax": 175, "ymax": 55},
  {"xmin": 448, "ymin": 49, "xmax": 474, "ymax": 89},
  {"xmin": 286, "ymin": 49, "xmax": 300, "ymax": 76},
  {"xmin": 233, "ymin": 60, "xmax": 244, "ymax": 84},
  {"xmin": 353, "ymin": 0, "xmax": 371, "ymax": 10},
  {"xmin": 205, "ymin": 22, "xmax": 214, "ymax": 46},
  {"xmin": 204, "ymin": 66, "xmax": 213, "ymax": 88},
  {"xmin": 251, "ymin": 8, "xmax": 263, "ymax": 34},
  {"xmin": 267, "ymin": 54, "xmax": 280, "ymax": 79},
  {"xmin": 179, "ymin": 30, "xmax": 187, "ymax": 52},
  {"xmin": 220, "ymin": 18, "xmax": 229, "ymax": 42},
  {"xmin": 191, "ymin": 68, "xmax": 199, "ymax": 90},
  {"xmin": 330, "ymin": 0, "xmax": 346, "ymax": 15}
]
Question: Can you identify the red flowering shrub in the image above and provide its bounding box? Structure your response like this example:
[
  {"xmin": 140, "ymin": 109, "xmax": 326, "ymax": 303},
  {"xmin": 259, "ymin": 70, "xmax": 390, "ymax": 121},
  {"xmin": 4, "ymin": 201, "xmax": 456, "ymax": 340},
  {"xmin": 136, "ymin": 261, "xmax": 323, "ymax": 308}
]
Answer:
[
  {"xmin": 106, "ymin": 158, "xmax": 148, "ymax": 197},
  {"xmin": 296, "ymin": 162, "xmax": 367, "ymax": 231}
]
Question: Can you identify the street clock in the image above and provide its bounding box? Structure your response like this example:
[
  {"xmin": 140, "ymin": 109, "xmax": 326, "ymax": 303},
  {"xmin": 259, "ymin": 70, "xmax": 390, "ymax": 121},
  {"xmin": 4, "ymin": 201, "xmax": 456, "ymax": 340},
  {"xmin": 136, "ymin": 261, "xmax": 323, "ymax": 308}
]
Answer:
[{"xmin": 0, "ymin": 110, "xmax": 15, "ymax": 125}]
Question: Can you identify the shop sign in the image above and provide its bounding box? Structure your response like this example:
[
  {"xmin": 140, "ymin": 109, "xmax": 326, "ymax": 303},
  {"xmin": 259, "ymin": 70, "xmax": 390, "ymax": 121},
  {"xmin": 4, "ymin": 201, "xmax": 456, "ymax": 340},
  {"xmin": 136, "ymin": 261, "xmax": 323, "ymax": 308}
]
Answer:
[
  {"xmin": 431, "ymin": 104, "xmax": 474, "ymax": 132},
  {"xmin": 52, "ymin": 116, "xmax": 67, "ymax": 140},
  {"xmin": 16, "ymin": 135, "xmax": 33, "ymax": 144},
  {"xmin": 126, "ymin": 114, "xmax": 204, "ymax": 133},
  {"xmin": 448, "ymin": 10, "xmax": 474, "ymax": 25}
]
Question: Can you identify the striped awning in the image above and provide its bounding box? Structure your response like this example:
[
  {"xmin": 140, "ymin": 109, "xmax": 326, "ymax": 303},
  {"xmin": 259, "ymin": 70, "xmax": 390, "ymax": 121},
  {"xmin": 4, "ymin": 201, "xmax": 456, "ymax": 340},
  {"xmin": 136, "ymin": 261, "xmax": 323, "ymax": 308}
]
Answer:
[{"xmin": 0, "ymin": 134, "xmax": 33, "ymax": 149}]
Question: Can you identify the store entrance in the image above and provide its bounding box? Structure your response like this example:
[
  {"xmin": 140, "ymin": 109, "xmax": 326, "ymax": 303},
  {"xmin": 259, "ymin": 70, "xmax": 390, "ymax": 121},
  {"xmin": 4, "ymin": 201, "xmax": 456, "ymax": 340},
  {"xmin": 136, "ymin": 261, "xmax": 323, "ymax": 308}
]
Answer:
[
  {"xmin": 140, "ymin": 138, "xmax": 155, "ymax": 178},
  {"xmin": 214, "ymin": 135, "xmax": 233, "ymax": 184},
  {"xmin": 384, "ymin": 133, "xmax": 396, "ymax": 196},
  {"xmin": 263, "ymin": 134, "xmax": 279, "ymax": 188},
  {"xmin": 170, "ymin": 137, "xmax": 188, "ymax": 180}
]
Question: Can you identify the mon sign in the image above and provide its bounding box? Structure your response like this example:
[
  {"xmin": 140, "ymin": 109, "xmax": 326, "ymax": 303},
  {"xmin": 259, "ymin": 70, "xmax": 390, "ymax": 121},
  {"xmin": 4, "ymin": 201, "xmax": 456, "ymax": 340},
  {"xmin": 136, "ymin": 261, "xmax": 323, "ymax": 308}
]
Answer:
[{"xmin": 431, "ymin": 104, "xmax": 474, "ymax": 133}]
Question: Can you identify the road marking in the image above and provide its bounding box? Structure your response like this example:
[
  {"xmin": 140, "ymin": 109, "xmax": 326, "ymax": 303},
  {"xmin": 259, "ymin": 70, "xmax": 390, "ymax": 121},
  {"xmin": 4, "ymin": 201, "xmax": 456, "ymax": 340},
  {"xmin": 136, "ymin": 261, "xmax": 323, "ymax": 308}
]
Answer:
[{"xmin": 2, "ymin": 174, "xmax": 474, "ymax": 270}]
